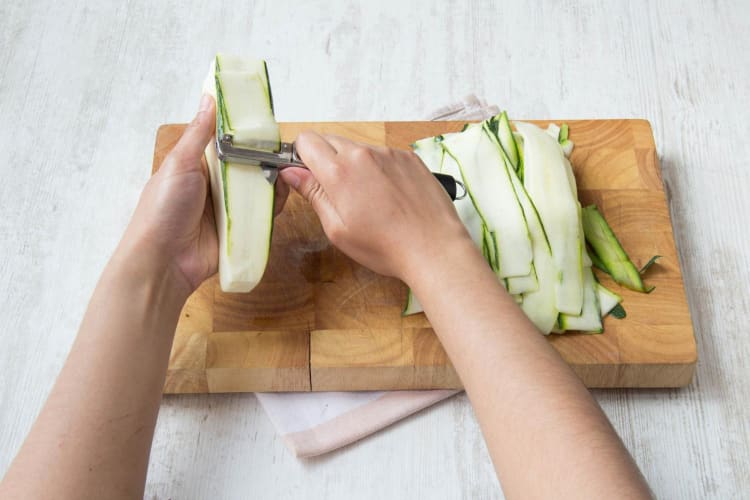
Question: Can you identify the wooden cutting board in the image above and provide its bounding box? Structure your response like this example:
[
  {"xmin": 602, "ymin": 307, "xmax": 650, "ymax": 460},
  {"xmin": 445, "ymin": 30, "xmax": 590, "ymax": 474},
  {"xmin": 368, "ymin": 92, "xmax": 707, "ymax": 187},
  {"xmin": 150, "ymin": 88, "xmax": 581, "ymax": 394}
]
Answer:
[{"xmin": 152, "ymin": 120, "xmax": 696, "ymax": 393}]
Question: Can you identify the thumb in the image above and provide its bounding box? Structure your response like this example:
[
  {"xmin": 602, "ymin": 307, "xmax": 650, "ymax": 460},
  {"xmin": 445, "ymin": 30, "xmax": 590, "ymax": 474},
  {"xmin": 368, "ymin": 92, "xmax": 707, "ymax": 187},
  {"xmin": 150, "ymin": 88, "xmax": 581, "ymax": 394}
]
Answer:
[
  {"xmin": 280, "ymin": 167, "xmax": 342, "ymax": 229},
  {"xmin": 162, "ymin": 94, "xmax": 215, "ymax": 174}
]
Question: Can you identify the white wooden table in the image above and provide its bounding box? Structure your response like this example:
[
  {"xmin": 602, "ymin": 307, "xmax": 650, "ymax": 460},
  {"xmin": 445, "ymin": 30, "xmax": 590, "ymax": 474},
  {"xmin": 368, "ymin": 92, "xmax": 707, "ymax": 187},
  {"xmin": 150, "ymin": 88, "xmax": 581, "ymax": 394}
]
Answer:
[{"xmin": 1, "ymin": 1, "xmax": 748, "ymax": 498}]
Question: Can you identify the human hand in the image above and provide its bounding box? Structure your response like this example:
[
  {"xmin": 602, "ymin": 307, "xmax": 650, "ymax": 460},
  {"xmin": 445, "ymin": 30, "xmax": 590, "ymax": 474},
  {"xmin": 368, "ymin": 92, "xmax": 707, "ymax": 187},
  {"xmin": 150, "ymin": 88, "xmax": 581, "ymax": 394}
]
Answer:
[
  {"xmin": 121, "ymin": 94, "xmax": 289, "ymax": 293},
  {"xmin": 279, "ymin": 132, "xmax": 471, "ymax": 284}
]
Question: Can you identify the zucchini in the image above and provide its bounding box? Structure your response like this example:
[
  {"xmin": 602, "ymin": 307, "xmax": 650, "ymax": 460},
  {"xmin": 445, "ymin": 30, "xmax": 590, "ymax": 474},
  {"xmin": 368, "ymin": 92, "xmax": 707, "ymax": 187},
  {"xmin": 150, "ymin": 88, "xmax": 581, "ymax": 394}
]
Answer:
[
  {"xmin": 490, "ymin": 111, "xmax": 521, "ymax": 172},
  {"xmin": 513, "ymin": 132, "xmax": 526, "ymax": 181},
  {"xmin": 639, "ymin": 255, "xmax": 661, "ymax": 274},
  {"xmin": 560, "ymin": 140, "xmax": 574, "ymax": 157},
  {"xmin": 557, "ymin": 123, "xmax": 574, "ymax": 157},
  {"xmin": 545, "ymin": 123, "xmax": 561, "ymax": 140},
  {"xmin": 403, "ymin": 137, "xmax": 486, "ymax": 316},
  {"xmin": 481, "ymin": 224, "xmax": 499, "ymax": 272},
  {"xmin": 403, "ymin": 116, "xmax": 643, "ymax": 333},
  {"xmin": 202, "ymin": 54, "xmax": 277, "ymax": 293},
  {"xmin": 596, "ymin": 283, "xmax": 622, "ymax": 317},
  {"xmin": 507, "ymin": 267, "xmax": 538, "ymax": 295},
  {"xmin": 559, "ymin": 123, "xmax": 569, "ymax": 142},
  {"xmin": 558, "ymin": 266, "xmax": 603, "ymax": 333},
  {"xmin": 403, "ymin": 289, "xmax": 423, "ymax": 316},
  {"xmin": 486, "ymin": 119, "xmax": 538, "ymax": 294},
  {"xmin": 213, "ymin": 55, "xmax": 279, "ymax": 151},
  {"xmin": 487, "ymin": 123, "xmax": 559, "ymax": 332},
  {"xmin": 508, "ymin": 159, "xmax": 560, "ymax": 334},
  {"xmin": 609, "ymin": 303, "xmax": 627, "ymax": 319},
  {"xmin": 412, "ymin": 137, "xmax": 444, "ymax": 173},
  {"xmin": 441, "ymin": 124, "xmax": 533, "ymax": 279},
  {"xmin": 588, "ymin": 246, "xmax": 608, "ymax": 273},
  {"xmin": 515, "ymin": 121, "xmax": 584, "ymax": 315},
  {"xmin": 581, "ymin": 205, "xmax": 654, "ymax": 293},
  {"xmin": 441, "ymin": 150, "xmax": 487, "ymax": 254}
]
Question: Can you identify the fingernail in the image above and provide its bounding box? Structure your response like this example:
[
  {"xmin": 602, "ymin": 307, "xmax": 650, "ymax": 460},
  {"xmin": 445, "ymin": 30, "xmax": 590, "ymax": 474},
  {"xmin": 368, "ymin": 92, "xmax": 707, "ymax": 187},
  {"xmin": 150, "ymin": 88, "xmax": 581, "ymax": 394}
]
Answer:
[{"xmin": 199, "ymin": 93, "xmax": 212, "ymax": 112}]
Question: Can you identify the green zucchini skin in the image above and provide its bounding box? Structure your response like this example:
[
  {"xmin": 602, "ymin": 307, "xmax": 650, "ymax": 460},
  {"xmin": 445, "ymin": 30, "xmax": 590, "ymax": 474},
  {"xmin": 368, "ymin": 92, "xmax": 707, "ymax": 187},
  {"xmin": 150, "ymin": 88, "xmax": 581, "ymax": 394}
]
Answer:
[
  {"xmin": 588, "ymin": 246, "xmax": 608, "ymax": 273},
  {"xmin": 402, "ymin": 289, "xmax": 423, "ymax": 316},
  {"xmin": 490, "ymin": 111, "xmax": 521, "ymax": 172},
  {"xmin": 559, "ymin": 123, "xmax": 569, "ymax": 142},
  {"xmin": 609, "ymin": 303, "xmax": 627, "ymax": 319},
  {"xmin": 581, "ymin": 205, "xmax": 654, "ymax": 293}
]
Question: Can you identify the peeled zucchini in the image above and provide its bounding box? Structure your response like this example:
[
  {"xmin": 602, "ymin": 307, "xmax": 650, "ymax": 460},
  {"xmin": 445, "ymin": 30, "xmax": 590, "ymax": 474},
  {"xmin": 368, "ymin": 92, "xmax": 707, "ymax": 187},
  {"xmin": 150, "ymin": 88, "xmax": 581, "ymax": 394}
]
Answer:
[
  {"xmin": 202, "ymin": 54, "xmax": 278, "ymax": 293},
  {"xmin": 581, "ymin": 205, "xmax": 654, "ymax": 293},
  {"xmin": 403, "ymin": 113, "xmax": 645, "ymax": 334},
  {"xmin": 412, "ymin": 136, "xmax": 444, "ymax": 174},
  {"xmin": 558, "ymin": 267, "xmax": 603, "ymax": 333},
  {"xmin": 440, "ymin": 144, "xmax": 487, "ymax": 252},
  {"xmin": 441, "ymin": 124, "xmax": 533, "ymax": 280},
  {"xmin": 596, "ymin": 283, "xmax": 623, "ymax": 317},
  {"xmin": 403, "ymin": 290, "xmax": 423, "ymax": 316},
  {"xmin": 515, "ymin": 121, "xmax": 584, "ymax": 315},
  {"xmin": 507, "ymin": 158, "xmax": 560, "ymax": 334},
  {"xmin": 489, "ymin": 111, "xmax": 521, "ymax": 172}
]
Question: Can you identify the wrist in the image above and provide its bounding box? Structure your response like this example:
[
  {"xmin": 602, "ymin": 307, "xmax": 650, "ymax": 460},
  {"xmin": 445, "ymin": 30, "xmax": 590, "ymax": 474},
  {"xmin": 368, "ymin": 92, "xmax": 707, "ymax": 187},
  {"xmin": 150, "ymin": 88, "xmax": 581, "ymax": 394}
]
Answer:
[
  {"xmin": 400, "ymin": 235, "xmax": 488, "ymax": 291},
  {"xmin": 109, "ymin": 237, "xmax": 193, "ymax": 306}
]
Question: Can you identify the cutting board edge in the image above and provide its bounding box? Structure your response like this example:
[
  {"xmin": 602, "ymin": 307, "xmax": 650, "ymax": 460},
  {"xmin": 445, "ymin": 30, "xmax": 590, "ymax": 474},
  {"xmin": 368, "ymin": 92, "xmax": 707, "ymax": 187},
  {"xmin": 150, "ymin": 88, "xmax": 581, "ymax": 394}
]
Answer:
[{"xmin": 162, "ymin": 357, "xmax": 697, "ymax": 393}]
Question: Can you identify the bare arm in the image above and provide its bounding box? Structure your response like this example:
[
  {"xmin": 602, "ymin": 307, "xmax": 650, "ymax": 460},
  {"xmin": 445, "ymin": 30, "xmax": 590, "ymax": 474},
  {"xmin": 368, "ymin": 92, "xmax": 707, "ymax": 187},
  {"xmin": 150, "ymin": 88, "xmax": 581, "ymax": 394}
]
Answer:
[
  {"xmin": 281, "ymin": 132, "xmax": 652, "ymax": 499},
  {"xmin": 0, "ymin": 95, "xmax": 290, "ymax": 499},
  {"xmin": 0, "ymin": 247, "xmax": 190, "ymax": 499}
]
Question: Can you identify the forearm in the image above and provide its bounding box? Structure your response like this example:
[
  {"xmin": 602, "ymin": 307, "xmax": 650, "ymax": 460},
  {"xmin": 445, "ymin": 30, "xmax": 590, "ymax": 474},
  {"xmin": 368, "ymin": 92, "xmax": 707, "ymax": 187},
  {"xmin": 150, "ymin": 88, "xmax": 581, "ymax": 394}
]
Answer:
[
  {"xmin": 0, "ymin": 244, "xmax": 188, "ymax": 499},
  {"xmin": 408, "ymin": 240, "xmax": 651, "ymax": 499}
]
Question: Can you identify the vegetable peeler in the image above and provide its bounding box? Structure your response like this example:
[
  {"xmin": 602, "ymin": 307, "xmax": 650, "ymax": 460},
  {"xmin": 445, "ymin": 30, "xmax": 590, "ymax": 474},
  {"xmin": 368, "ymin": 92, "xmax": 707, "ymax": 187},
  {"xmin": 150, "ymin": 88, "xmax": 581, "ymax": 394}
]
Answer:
[{"xmin": 216, "ymin": 134, "xmax": 467, "ymax": 201}]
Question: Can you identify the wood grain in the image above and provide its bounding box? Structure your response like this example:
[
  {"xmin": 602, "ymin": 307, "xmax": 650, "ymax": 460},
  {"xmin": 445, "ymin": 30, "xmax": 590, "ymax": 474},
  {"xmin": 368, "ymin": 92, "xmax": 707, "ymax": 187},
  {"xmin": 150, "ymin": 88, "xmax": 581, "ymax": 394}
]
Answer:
[{"xmin": 152, "ymin": 120, "xmax": 696, "ymax": 393}]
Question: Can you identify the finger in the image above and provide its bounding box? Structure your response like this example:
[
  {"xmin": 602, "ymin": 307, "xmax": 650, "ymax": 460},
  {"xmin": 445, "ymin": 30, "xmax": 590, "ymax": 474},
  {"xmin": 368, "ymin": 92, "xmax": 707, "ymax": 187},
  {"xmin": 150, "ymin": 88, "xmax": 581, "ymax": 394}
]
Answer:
[
  {"xmin": 274, "ymin": 176, "xmax": 290, "ymax": 216},
  {"xmin": 280, "ymin": 167, "xmax": 342, "ymax": 228},
  {"xmin": 295, "ymin": 131, "xmax": 339, "ymax": 182},
  {"xmin": 324, "ymin": 136, "xmax": 387, "ymax": 170},
  {"xmin": 163, "ymin": 94, "xmax": 215, "ymax": 174},
  {"xmin": 322, "ymin": 134, "xmax": 357, "ymax": 153},
  {"xmin": 371, "ymin": 144, "xmax": 395, "ymax": 157}
]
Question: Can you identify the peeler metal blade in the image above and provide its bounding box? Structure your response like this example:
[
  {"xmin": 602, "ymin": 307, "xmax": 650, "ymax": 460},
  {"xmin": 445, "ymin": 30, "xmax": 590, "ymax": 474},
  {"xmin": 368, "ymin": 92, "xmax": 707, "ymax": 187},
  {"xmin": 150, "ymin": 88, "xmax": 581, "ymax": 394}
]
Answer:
[{"xmin": 216, "ymin": 134, "xmax": 305, "ymax": 185}]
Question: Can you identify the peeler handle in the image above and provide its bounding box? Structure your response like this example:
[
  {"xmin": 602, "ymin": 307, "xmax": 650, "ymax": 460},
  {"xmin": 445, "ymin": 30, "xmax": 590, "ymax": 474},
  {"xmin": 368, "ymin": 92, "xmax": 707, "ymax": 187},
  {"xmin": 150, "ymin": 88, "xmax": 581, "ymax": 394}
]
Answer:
[{"xmin": 432, "ymin": 172, "xmax": 467, "ymax": 201}]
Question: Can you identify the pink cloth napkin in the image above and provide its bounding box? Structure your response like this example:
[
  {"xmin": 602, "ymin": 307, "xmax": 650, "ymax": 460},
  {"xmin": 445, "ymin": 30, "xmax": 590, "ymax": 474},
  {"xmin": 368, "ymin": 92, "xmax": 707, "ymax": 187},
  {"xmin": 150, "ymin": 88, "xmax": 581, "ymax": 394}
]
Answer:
[{"xmin": 256, "ymin": 95, "xmax": 500, "ymax": 458}]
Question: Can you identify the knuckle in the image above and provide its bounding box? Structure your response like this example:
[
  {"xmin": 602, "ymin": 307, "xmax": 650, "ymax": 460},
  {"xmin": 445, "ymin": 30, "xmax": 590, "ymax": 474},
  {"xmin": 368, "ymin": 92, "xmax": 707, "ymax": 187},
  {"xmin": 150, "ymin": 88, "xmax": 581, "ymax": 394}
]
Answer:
[
  {"xmin": 296, "ymin": 130, "xmax": 314, "ymax": 146},
  {"xmin": 350, "ymin": 145, "xmax": 375, "ymax": 164},
  {"xmin": 295, "ymin": 131, "xmax": 316, "ymax": 157},
  {"xmin": 322, "ymin": 134, "xmax": 346, "ymax": 142},
  {"xmin": 385, "ymin": 148, "xmax": 403, "ymax": 166},
  {"xmin": 404, "ymin": 150, "xmax": 421, "ymax": 163},
  {"xmin": 330, "ymin": 156, "xmax": 347, "ymax": 170},
  {"xmin": 330, "ymin": 157, "xmax": 350, "ymax": 179}
]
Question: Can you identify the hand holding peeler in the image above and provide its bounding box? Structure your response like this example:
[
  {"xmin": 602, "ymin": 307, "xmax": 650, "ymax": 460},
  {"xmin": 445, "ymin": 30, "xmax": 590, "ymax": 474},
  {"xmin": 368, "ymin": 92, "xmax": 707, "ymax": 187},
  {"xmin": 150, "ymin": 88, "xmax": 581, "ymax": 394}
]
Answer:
[{"xmin": 216, "ymin": 134, "xmax": 467, "ymax": 201}]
